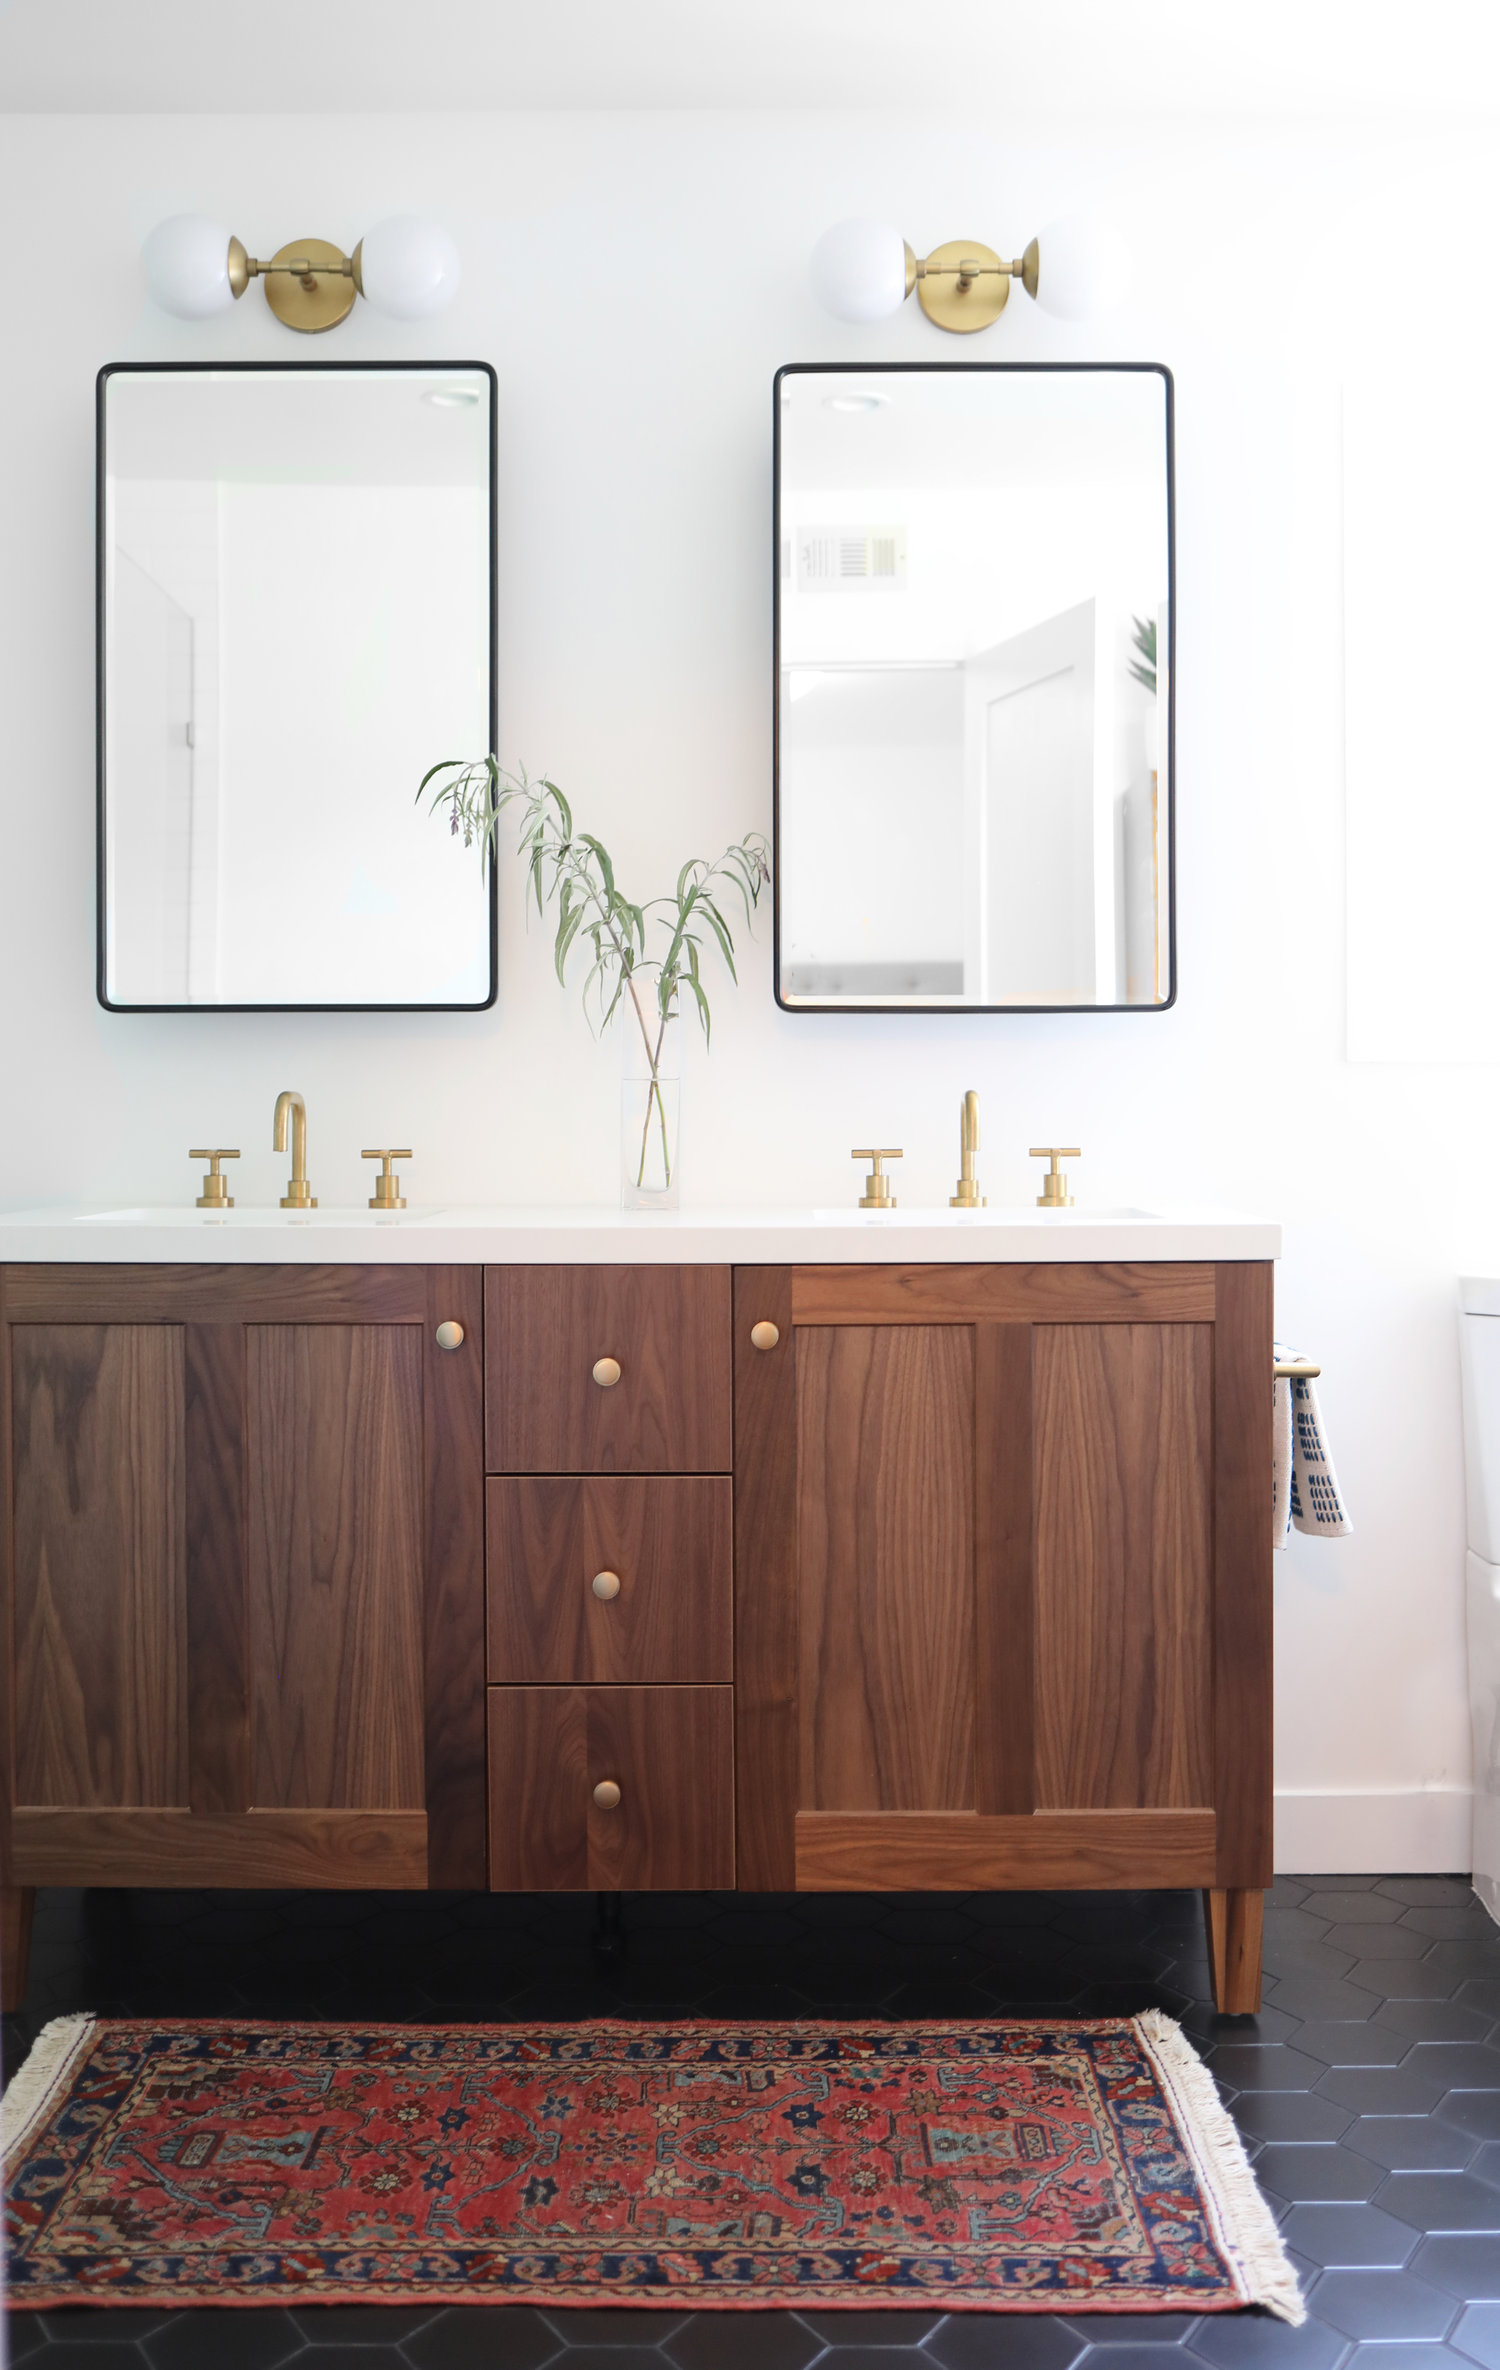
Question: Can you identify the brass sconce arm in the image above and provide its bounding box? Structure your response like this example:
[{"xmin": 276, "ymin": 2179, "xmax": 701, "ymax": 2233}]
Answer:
[
  {"xmin": 810, "ymin": 217, "xmax": 1097, "ymax": 334},
  {"xmin": 912, "ymin": 236, "xmax": 1042, "ymax": 327},
  {"xmin": 148, "ymin": 214, "xmax": 458, "ymax": 333}
]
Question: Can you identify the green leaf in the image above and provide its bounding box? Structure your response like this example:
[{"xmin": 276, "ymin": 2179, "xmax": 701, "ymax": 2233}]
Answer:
[
  {"xmin": 554, "ymin": 902, "xmax": 587, "ymax": 983},
  {"xmin": 580, "ymin": 834, "xmax": 615, "ymax": 904},
  {"xmin": 416, "ymin": 759, "xmax": 463, "ymax": 802}
]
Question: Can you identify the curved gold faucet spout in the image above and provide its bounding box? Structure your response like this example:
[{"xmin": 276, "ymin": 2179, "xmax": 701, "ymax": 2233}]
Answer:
[{"xmin": 273, "ymin": 1090, "xmax": 316, "ymax": 1209}]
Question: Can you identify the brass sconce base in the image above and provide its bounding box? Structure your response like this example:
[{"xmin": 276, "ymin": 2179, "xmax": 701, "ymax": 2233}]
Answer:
[
  {"xmin": 917, "ymin": 240, "xmax": 1010, "ymax": 333},
  {"xmin": 262, "ymin": 238, "xmax": 357, "ymax": 333}
]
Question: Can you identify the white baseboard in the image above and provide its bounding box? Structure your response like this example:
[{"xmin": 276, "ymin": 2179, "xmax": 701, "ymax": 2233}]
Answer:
[{"xmin": 1274, "ymin": 1787, "xmax": 1472, "ymax": 1874}]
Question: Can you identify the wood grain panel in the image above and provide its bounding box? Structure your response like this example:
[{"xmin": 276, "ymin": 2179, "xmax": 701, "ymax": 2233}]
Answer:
[
  {"xmin": 1213, "ymin": 1262, "xmax": 1276, "ymax": 1888},
  {"xmin": 1033, "ymin": 1317, "xmax": 1213, "ymax": 1810},
  {"xmin": 1, "ymin": 1265, "xmax": 432, "ymax": 1325},
  {"xmin": 1033, "ymin": 1327, "xmax": 1213, "ymax": 1801},
  {"xmin": 1034, "ymin": 1323, "xmax": 1212, "ymax": 1810},
  {"xmin": 485, "ymin": 1266, "xmax": 732, "ymax": 1473},
  {"xmin": 795, "ymin": 1808, "xmax": 1217, "ymax": 1890},
  {"xmin": 732, "ymin": 1266, "xmax": 798, "ymax": 1889},
  {"xmin": 975, "ymin": 1324, "xmax": 1035, "ymax": 1815},
  {"xmin": 792, "ymin": 1264, "xmax": 1216, "ymax": 1328},
  {"xmin": 587, "ymin": 1686, "xmax": 734, "ymax": 1890},
  {"xmin": 487, "ymin": 1686, "xmax": 589, "ymax": 1889},
  {"xmin": 797, "ymin": 1324, "xmax": 975, "ymax": 1812},
  {"xmin": 13, "ymin": 1325, "xmax": 188, "ymax": 1808},
  {"xmin": 486, "ymin": 1687, "xmax": 734, "ymax": 1890},
  {"xmin": 184, "ymin": 1324, "xmax": 249, "ymax": 1814},
  {"xmin": 247, "ymin": 1324, "xmax": 425, "ymax": 1811},
  {"xmin": 488, "ymin": 1476, "xmax": 732, "ymax": 1683},
  {"xmin": 423, "ymin": 1266, "xmax": 487, "ymax": 1888},
  {"xmin": 11, "ymin": 1807, "xmax": 427, "ymax": 1887}
]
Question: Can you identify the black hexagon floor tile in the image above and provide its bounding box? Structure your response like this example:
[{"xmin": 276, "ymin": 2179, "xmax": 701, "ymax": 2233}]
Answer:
[
  {"xmin": 1354, "ymin": 2117, "xmax": 1480, "ymax": 2173},
  {"xmin": 1452, "ymin": 2298, "xmax": 1500, "ymax": 2367},
  {"xmin": 3, "ymin": 1875, "xmax": 1500, "ymax": 2364}
]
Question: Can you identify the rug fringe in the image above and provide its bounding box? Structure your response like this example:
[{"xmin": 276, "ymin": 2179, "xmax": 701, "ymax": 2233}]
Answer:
[
  {"xmin": 1133, "ymin": 2007, "xmax": 1306, "ymax": 2326},
  {"xmin": 1, "ymin": 2013, "xmax": 97, "ymax": 2173}
]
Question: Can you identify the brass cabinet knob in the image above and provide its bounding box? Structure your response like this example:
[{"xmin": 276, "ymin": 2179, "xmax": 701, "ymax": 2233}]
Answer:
[
  {"xmin": 592, "ymin": 1779, "xmax": 621, "ymax": 1810},
  {"xmin": 592, "ymin": 1356, "xmax": 622, "ymax": 1388},
  {"xmin": 435, "ymin": 1320, "xmax": 465, "ymax": 1351},
  {"xmin": 750, "ymin": 1320, "xmax": 781, "ymax": 1352},
  {"xmin": 591, "ymin": 1570, "xmax": 621, "ymax": 1601}
]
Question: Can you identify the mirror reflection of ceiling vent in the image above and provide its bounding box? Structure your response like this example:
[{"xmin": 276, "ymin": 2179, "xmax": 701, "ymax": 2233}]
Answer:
[{"xmin": 797, "ymin": 524, "xmax": 908, "ymax": 592}]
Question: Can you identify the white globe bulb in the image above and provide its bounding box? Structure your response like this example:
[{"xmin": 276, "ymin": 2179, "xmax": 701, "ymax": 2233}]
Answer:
[
  {"xmin": 355, "ymin": 216, "xmax": 461, "ymax": 320},
  {"xmin": 142, "ymin": 215, "xmax": 239, "ymax": 319},
  {"xmin": 1030, "ymin": 214, "xmax": 1132, "ymax": 320},
  {"xmin": 809, "ymin": 219, "xmax": 911, "ymax": 325}
]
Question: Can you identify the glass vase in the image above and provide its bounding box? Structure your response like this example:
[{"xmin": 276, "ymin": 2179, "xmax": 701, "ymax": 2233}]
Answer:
[{"xmin": 620, "ymin": 997, "xmax": 680, "ymax": 1211}]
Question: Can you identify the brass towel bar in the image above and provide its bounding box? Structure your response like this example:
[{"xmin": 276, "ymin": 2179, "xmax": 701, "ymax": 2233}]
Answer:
[{"xmin": 1274, "ymin": 1358, "xmax": 1322, "ymax": 1380}]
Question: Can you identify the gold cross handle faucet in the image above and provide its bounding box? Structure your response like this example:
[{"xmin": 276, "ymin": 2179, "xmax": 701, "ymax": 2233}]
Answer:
[
  {"xmin": 1030, "ymin": 1146, "xmax": 1081, "ymax": 1208},
  {"xmin": 190, "ymin": 1149, "xmax": 239, "ymax": 1210},
  {"xmin": 273, "ymin": 1090, "xmax": 316, "ymax": 1209},
  {"xmin": 363, "ymin": 1149, "xmax": 412, "ymax": 1211},
  {"xmin": 950, "ymin": 1090, "xmax": 985, "ymax": 1208},
  {"xmin": 852, "ymin": 1147, "xmax": 903, "ymax": 1209}
]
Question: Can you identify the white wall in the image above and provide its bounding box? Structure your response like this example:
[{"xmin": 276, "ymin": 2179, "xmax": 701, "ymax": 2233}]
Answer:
[{"xmin": 0, "ymin": 108, "xmax": 1495, "ymax": 1870}]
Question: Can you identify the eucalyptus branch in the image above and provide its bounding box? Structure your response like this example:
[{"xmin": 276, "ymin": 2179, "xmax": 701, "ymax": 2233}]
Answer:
[{"xmin": 418, "ymin": 758, "xmax": 769, "ymax": 1073}]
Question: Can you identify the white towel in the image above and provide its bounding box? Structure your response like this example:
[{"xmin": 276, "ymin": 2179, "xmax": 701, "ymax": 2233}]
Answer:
[{"xmin": 1273, "ymin": 1341, "xmax": 1353, "ymax": 1549}]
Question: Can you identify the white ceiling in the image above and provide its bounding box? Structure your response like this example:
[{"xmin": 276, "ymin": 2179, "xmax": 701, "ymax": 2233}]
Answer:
[{"xmin": 1, "ymin": 0, "xmax": 1497, "ymax": 117}]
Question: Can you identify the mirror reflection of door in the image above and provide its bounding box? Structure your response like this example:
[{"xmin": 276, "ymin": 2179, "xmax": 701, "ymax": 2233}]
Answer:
[
  {"xmin": 108, "ymin": 554, "xmax": 198, "ymax": 1004},
  {"xmin": 775, "ymin": 365, "xmax": 1172, "ymax": 1012},
  {"xmin": 966, "ymin": 602, "xmax": 1097, "ymax": 1005}
]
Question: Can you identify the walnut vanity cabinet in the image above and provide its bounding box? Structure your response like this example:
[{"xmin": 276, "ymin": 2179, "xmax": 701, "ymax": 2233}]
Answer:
[
  {"xmin": 2, "ymin": 1254, "xmax": 1273, "ymax": 2018},
  {"xmin": 0, "ymin": 1263, "xmax": 486, "ymax": 2002}
]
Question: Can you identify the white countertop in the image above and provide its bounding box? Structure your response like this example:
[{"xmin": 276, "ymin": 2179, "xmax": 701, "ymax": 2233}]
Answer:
[{"xmin": 0, "ymin": 1203, "xmax": 1281, "ymax": 1265}]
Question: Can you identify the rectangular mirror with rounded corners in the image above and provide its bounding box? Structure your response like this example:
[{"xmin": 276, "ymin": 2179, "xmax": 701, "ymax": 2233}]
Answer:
[
  {"xmin": 774, "ymin": 363, "xmax": 1174, "ymax": 1011},
  {"xmin": 98, "ymin": 360, "xmax": 496, "ymax": 1011}
]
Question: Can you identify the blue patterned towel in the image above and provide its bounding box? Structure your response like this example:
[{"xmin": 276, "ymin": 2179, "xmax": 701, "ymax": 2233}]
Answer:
[{"xmin": 1273, "ymin": 1342, "xmax": 1352, "ymax": 1547}]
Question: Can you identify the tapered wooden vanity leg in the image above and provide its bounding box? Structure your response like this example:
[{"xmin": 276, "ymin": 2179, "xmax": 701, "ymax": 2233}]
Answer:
[
  {"xmin": 1, "ymin": 1886, "xmax": 36, "ymax": 2009},
  {"xmin": 1203, "ymin": 1885, "xmax": 1264, "ymax": 2015}
]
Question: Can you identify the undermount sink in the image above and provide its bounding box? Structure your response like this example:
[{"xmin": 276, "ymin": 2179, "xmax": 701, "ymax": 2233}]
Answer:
[
  {"xmin": 71, "ymin": 1205, "xmax": 445, "ymax": 1226},
  {"xmin": 812, "ymin": 1205, "xmax": 1161, "ymax": 1224}
]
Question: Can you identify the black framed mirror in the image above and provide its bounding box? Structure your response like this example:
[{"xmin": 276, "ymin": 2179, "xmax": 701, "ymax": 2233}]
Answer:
[
  {"xmin": 774, "ymin": 362, "xmax": 1174, "ymax": 1012},
  {"xmin": 97, "ymin": 359, "xmax": 497, "ymax": 1012}
]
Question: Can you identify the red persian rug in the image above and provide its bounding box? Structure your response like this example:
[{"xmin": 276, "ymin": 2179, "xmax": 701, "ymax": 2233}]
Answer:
[{"xmin": 3, "ymin": 2010, "xmax": 1302, "ymax": 2321}]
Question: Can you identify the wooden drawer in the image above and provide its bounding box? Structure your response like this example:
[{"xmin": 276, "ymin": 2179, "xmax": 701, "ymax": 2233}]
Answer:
[
  {"xmin": 487, "ymin": 1685, "xmax": 734, "ymax": 1889},
  {"xmin": 484, "ymin": 1266, "xmax": 732, "ymax": 1473},
  {"xmin": 487, "ymin": 1477, "xmax": 731, "ymax": 1684}
]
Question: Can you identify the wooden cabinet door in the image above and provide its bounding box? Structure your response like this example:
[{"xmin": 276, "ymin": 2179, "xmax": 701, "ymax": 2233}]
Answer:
[
  {"xmin": 734, "ymin": 1262, "xmax": 1272, "ymax": 1909},
  {"xmin": 0, "ymin": 1264, "xmax": 484, "ymax": 1893}
]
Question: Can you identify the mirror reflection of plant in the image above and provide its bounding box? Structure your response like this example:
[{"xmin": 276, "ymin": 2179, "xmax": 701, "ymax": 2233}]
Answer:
[
  {"xmin": 419, "ymin": 758, "xmax": 769, "ymax": 1190},
  {"xmin": 1129, "ymin": 615, "xmax": 1157, "ymax": 695}
]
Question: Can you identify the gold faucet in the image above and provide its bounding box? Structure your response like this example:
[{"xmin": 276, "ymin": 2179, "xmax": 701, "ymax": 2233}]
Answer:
[
  {"xmin": 1031, "ymin": 1146, "xmax": 1081, "ymax": 1208},
  {"xmin": 274, "ymin": 1090, "xmax": 316, "ymax": 1209},
  {"xmin": 950, "ymin": 1090, "xmax": 985, "ymax": 1208},
  {"xmin": 190, "ymin": 1149, "xmax": 239, "ymax": 1210},
  {"xmin": 363, "ymin": 1149, "xmax": 411, "ymax": 1211},
  {"xmin": 852, "ymin": 1147, "xmax": 902, "ymax": 1209}
]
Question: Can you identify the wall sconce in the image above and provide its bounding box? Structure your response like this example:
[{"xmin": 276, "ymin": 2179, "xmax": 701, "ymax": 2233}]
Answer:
[
  {"xmin": 141, "ymin": 213, "xmax": 460, "ymax": 332},
  {"xmin": 810, "ymin": 215, "xmax": 1129, "ymax": 332}
]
